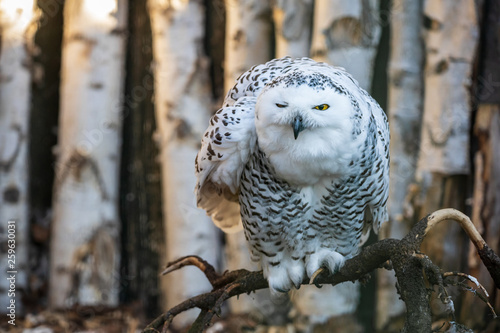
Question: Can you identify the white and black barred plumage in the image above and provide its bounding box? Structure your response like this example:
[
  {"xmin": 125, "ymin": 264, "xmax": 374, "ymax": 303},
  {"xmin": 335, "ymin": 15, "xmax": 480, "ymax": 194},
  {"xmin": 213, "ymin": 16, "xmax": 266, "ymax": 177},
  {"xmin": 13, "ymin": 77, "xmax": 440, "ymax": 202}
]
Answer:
[{"xmin": 195, "ymin": 57, "xmax": 389, "ymax": 292}]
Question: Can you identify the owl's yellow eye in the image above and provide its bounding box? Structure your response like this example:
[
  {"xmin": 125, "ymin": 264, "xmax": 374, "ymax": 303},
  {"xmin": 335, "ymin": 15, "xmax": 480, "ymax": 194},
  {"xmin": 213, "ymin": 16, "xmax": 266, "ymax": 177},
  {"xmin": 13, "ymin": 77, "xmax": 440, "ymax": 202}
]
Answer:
[
  {"xmin": 276, "ymin": 103, "xmax": 288, "ymax": 108},
  {"xmin": 314, "ymin": 104, "xmax": 329, "ymax": 111}
]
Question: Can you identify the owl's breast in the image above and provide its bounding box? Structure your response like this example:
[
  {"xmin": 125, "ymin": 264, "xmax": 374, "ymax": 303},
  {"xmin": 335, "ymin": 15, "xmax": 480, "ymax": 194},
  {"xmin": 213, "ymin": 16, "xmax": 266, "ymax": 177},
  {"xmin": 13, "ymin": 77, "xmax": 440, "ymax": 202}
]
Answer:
[{"xmin": 239, "ymin": 149, "xmax": 370, "ymax": 260}]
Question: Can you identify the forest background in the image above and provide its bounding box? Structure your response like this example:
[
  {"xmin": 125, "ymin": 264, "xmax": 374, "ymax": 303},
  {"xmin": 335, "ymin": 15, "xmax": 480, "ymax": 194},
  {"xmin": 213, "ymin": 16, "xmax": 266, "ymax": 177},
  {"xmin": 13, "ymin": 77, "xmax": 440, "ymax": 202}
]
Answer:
[{"xmin": 0, "ymin": 0, "xmax": 499, "ymax": 332}]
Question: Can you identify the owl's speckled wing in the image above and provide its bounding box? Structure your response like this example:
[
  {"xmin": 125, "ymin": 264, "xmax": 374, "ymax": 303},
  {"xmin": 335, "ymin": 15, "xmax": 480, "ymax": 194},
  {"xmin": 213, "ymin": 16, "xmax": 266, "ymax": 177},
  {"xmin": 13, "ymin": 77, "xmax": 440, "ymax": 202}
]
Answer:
[{"xmin": 195, "ymin": 96, "xmax": 256, "ymax": 232}]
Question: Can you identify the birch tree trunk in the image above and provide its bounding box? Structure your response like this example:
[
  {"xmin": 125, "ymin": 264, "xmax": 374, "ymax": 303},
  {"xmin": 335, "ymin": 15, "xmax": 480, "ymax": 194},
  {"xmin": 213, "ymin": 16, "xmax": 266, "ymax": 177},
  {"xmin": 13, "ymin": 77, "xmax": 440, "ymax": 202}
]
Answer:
[
  {"xmin": 293, "ymin": 1, "xmax": 381, "ymax": 330},
  {"xmin": 376, "ymin": 0, "xmax": 424, "ymax": 329},
  {"xmin": 49, "ymin": 0, "xmax": 127, "ymax": 307},
  {"xmin": 416, "ymin": 0, "xmax": 478, "ymax": 265},
  {"xmin": 148, "ymin": 0, "xmax": 222, "ymax": 328},
  {"xmin": 0, "ymin": 0, "xmax": 37, "ymax": 315},
  {"xmin": 223, "ymin": 0, "xmax": 285, "ymax": 321},
  {"xmin": 310, "ymin": 0, "xmax": 381, "ymax": 90},
  {"xmin": 417, "ymin": 0, "xmax": 477, "ymax": 176},
  {"xmin": 415, "ymin": 0, "xmax": 479, "ymax": 324},
  {"xmin": 224, "ymin": 0, "xmax": 273, "ymax": 92},
  {"xmin": 272, "ymin": 0, "xmax": 313, "ymax": 58},
  {"xmin": 462, "ymin": 0, "xmax": 500, "ymax": 329}
]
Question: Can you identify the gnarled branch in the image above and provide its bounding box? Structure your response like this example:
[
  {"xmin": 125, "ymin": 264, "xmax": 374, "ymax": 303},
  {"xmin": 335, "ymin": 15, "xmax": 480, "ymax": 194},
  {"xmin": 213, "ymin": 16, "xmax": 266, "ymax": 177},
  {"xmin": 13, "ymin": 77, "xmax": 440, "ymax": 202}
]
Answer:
[{"xmin": 143, "ymin": 209, "xmax": 500, "ymax": 333}]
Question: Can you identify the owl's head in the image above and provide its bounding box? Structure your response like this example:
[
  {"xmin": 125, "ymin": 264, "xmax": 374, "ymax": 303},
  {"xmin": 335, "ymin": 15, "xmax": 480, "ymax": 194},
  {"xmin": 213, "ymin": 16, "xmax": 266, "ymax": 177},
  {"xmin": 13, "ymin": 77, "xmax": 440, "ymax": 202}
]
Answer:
[{"xmin": 254, "ymin": 70, "xmax": 362, "ymax": 184}]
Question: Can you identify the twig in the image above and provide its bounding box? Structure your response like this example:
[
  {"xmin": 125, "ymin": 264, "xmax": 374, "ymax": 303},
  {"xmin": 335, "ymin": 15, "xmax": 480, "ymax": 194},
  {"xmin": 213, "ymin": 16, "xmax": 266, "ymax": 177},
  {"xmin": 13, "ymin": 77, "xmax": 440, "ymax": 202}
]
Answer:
[
  {"xmin": 425, "ymin": 209, "xmax": 485, "ymax": 251},
  {"xmin": 161, "ymin": 255, "xmax": 221, "ymax": 286},
  {"xmin": 424, "ymin": 209, "xmax": 500, "ymax": 288},
  {"xmin": 443, "ymin": 272, "xmax": 497, "ymax": 318},
  {"xmin": 443, "ymin": 272, "xmax": 489, "ymax": 297}
]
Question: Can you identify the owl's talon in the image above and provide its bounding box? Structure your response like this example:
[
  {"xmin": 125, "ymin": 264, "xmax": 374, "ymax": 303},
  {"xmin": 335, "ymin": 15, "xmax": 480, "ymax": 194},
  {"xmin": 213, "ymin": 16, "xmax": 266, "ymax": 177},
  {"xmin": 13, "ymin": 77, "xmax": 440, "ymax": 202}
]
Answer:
[{"xmin": 309, "ymin": 267, "xmax": 325, "ymax": 285}]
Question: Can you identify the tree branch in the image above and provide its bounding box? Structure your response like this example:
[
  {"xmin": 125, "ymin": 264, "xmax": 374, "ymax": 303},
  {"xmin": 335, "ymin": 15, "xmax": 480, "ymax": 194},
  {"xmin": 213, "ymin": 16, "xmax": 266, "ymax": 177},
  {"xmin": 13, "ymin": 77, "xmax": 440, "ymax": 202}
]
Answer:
[
  {"xmin": 424, "ymin": 209, "xmax": 500, "ymax": 288},
  {"xmin": 143, "ymin": 209, "xmax": 500, "ymax": 333}
]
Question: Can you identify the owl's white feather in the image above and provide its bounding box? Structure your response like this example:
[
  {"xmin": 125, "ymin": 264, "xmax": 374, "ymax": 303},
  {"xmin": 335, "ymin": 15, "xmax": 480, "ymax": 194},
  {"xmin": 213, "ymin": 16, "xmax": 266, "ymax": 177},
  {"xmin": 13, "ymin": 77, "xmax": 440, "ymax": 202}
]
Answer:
[{"xmin": 195, "ymin": 57, "xmax": 389, "ymax": 292}]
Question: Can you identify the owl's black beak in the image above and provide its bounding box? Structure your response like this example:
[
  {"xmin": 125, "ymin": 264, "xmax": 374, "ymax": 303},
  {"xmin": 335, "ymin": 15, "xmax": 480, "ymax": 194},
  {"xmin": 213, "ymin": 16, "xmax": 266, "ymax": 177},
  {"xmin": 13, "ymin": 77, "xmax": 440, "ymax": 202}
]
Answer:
[{"xmin": 293, "ymin": 115, "xmax": 305, "ymax": 140}]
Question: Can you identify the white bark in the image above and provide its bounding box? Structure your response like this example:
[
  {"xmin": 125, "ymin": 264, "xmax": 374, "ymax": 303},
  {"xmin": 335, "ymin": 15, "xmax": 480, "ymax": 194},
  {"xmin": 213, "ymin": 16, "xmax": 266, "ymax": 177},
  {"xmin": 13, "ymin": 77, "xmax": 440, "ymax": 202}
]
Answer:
[
  {"xmin": 376, "ymin": 0, "xmax": 424, "ymax": 329},
  {"xmin": 310, "ymin": 0, "xmax": 381, "ymax": 90},
  {"xmin": 384, "ymin": 0, "xmax": 424, "ymax": 238},
  {"xmin": 272, "ymin": 0, "xmax": 313, "ymax": 58},
  {"xmin": 416, "ymin": 0, "xmax": 478, "ymax": 176},
  {"xmin": 294, "ymin": 0, "xmax": 381, "ymax": 326},
  {"xmin": 0, "ymin": 0, "xmax": 37, "ymax": 315},
  {"xmin": 148, "ymin": 0, "xmax": 222, "ymax": 327},
  {"xmin": 224, "ymin": 0, "xmax": 272, "ymax": 92},
  {"xmin": 49, "ymin": 0, "xmax": 127, "ymax": 307},
  {"xmin": 413, "ymin": 0, "xmax": 478, "ymax": 289},
  {"xmin": 414, "ymin": 0, "xmax": 479, "ymax": 327}
]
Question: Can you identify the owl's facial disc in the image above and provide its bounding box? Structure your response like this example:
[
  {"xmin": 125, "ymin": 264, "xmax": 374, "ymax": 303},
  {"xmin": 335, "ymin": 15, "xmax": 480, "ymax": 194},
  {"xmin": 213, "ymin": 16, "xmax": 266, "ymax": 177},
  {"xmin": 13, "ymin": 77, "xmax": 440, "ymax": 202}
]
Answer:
[{"xmin": 293, "ymin": 115, "xmax": 305, "ymax": 139}]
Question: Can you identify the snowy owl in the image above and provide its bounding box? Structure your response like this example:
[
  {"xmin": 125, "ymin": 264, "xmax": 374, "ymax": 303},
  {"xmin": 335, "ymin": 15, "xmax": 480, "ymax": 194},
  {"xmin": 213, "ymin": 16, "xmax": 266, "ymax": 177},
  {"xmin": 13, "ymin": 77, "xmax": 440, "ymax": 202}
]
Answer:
[{"xmin": 195, "ymin": 57, "xmax": 389, "ymax": 293}]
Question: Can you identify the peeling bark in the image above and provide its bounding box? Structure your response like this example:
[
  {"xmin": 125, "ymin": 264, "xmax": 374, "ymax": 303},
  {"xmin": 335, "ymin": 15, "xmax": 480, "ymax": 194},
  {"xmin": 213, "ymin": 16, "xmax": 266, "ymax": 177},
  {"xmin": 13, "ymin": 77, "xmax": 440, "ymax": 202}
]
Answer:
[{"xmin": 49, "ymin": 0, "xmax": 127, "ymax": 307}]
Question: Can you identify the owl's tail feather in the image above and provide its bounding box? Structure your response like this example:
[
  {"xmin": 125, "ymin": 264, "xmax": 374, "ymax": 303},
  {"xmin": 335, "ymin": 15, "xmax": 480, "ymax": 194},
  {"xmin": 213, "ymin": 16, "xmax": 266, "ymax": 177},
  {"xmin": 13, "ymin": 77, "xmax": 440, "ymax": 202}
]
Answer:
[{"xmin": 196, "ymin": 180, "xmax": 242, "ymax": 233}]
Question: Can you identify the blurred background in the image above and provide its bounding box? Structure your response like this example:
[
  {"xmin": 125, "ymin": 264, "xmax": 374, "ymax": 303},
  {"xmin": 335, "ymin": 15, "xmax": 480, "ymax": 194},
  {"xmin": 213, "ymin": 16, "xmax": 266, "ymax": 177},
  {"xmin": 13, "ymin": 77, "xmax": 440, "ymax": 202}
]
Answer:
[{"xmin": 0, "ymin": 0, "xmax": 499, "ymax": 332}]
